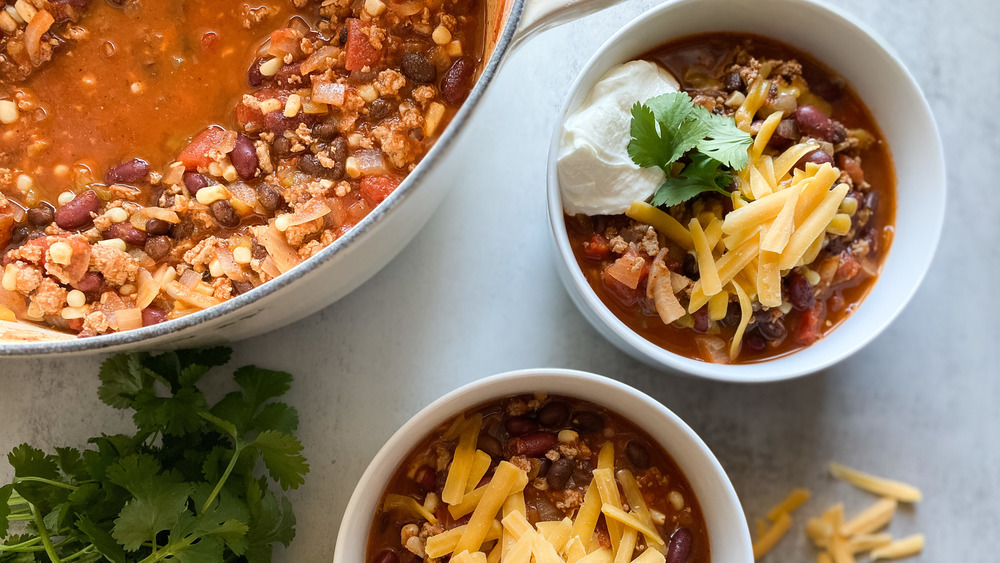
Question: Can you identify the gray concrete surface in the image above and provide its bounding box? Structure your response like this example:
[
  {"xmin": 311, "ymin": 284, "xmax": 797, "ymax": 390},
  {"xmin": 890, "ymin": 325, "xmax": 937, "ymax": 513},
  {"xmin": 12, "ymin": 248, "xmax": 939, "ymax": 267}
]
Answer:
[{"xmin": 1, "ymin": 0, "xmax": 996, "ymax": 560}]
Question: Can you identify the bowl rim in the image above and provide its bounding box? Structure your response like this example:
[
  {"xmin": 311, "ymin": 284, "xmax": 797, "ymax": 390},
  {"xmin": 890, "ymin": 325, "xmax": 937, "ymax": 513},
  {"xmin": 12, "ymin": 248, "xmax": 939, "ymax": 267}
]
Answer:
[
  {"xmin": 0, "ymin": 0, "xmax": 529, "ymax": 356},
  {"xmin": 545, "ymin": 0, "xmax": 947, "ymax": 382},
  {"xmin": 332, "ymin": 368, "xmax": 753, "ymax": 562}
]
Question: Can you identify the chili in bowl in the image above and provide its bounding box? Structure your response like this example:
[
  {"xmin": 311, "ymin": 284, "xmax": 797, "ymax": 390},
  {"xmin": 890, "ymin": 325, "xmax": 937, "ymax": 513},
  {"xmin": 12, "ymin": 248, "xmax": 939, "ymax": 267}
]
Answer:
[
  {"xmin": 546, "ymin": 0, "xmax": 945, "ymax": 381},
  {"xmin": 334, "ymin": 369, "xmax": 752, "ymax": 563}
]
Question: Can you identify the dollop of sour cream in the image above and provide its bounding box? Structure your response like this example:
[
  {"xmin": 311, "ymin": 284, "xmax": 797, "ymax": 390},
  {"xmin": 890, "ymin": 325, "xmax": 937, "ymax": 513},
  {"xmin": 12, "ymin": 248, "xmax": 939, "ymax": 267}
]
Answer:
[{"xmin": 558, "ymin": 60, "xmax": 680, "ymax": 216}]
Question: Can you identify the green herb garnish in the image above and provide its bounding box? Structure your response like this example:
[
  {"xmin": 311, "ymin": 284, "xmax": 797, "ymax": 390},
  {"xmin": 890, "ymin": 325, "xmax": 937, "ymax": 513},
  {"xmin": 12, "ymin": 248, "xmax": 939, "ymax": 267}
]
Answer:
[
  {"xmin": 628, "ymin": 92, "xmax": 752, "ymax": 208},
  {"xmin": 1, "ymin": 347, "xmax": 308, "ymax": 563}
]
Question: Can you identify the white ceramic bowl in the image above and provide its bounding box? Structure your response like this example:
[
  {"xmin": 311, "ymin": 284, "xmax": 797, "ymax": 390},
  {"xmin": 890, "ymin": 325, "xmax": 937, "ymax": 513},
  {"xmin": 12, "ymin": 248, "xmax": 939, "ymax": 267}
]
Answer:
[
  {"xmin": 333, "ymin": 369, "xmax": 753, "ymax": 562},
  {"xmin": 546, "ymin": 0, "xmax": 946, "ymax": 382}
]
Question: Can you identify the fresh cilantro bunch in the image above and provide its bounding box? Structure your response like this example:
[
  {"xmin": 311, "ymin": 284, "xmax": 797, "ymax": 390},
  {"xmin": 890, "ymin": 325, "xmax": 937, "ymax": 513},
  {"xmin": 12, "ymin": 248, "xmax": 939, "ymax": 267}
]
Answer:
[
  {"xmin": 628, "ymin": 92, "xmax": 752, "ymax": 207},
  {"xmin": 0, "ymin": 347, "xmax": 308, "ymax": 562}
]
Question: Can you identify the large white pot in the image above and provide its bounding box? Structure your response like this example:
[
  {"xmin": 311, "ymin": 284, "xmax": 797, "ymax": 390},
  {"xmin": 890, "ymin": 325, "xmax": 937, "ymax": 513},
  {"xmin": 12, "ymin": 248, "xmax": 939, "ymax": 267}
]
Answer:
[{"xmin": 0, "ymin": 0, "xmax": 620, "ymax": 356}]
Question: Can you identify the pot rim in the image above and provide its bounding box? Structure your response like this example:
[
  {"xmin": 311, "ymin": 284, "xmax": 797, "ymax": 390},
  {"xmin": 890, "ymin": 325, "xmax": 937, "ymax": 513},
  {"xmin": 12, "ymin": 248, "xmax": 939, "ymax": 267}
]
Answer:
[{"xmin": 0, "ymin": 0, "xmax": 528, "ymax": 357}]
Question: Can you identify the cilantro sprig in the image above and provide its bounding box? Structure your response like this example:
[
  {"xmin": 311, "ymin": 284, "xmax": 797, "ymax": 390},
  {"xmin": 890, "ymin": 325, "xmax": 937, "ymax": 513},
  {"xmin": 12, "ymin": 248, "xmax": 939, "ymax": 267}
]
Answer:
[
  {"xmin": 628, "ymin": 92, "xmax": 752, "ymax": 208},
  {"xmin": 1, "ymin": 347, "xmax": 308, "ymax": 562}
]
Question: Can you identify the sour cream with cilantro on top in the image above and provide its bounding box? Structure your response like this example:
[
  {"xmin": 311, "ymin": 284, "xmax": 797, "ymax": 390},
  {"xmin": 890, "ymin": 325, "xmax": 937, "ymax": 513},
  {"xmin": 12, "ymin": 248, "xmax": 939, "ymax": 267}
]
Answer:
[{"xmin": 558, "ymin": 60, "xmax": 680, "ymax": 216}]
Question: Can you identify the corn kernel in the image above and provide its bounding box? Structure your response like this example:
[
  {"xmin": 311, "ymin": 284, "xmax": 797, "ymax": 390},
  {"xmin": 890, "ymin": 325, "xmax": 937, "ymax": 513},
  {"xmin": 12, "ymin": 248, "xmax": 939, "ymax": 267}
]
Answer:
[
  {"xmin": 66, "ymin": 289, "xmax": 86, "ymax": 308},
  {"xmin": 97, "ymin": 238, "xmax": 127, "ymax": 252},
  {"xmin": 364, "ymin": 0, "xmax": 385, "ymax": 16},
  {"xmin": 195, "ymin": 185, "xmax": 229, "ymax": 205},
  {"xmin": 61, "ymin": 306, "xmax": 87, "ymax": 320},
  {"xmin": 423, "ymin": 102, "xmax": 445, "ymax": 137},
  {"xmin": 233, "ymin": 246, "xmax": 252, "ymax": 264},
  {"xmin": 5, "ymin": 5, "xmax": 23, "ymax": 24},
  {"xmin": 13, "ymin": 0, "xmax": 36, "ymax": 23},
  {"xmin": 348, "ymin": 133, "xmax": 363, "ymax": 148},
  {"xmin": 106, "ymin": 207, "xmax": 129, "ymax": 223},
  {"xmin": 840, "ymin": 196, "xmax": 859, "ymax": 216},
  {"xmin": 259, "ymin": 57, "xmax": 283, "ymax": 77},
  {"xmin": 119, "ymin": 284, "xmax": 136, "ymax": 296},
  {"xmin": 432, "ymin": 25, "xmax": 452, "ymax": 45},
  {"xmin": 445, "ymin": 40, "xmax": 462, "ymax": 57},
  {"xmin": 2, "ymin": 265, "xmax": 17, "ymax": 292},
  {"xmin": 668, "ymin": 490, "xmax": 685, "ymax": 511},
  {"xmin": 16, "ymin": 174, "xmax": 33, "ymax": 194},
  {"xmin": 25, "ymin": 300, "xmax": 43, "ymax": 320},
  {"xmin": 826, "ymin": 213, "xmax": 852, "ymax": 236},
  {"xmin": 274, "ymin": 214, "xmax": 290, "ymax": 232},
  {"xmin": 357, "ymin": 85, "xmax": 378, "ymax": 103},
  {"xmin": 57, "ymin": 191, "xmax": 75, "ymax": 206},
  {"xmin": 0, "ymin": 11, "xmax": 16, "ymax": 33},
  {"xmin": 49, "ymin": 242, "xmax": 74, "ymax": 265},
  {"xmin": 283, "ymin": 93, "xmax": 302, "ymax": 117},
  {"xmin": 259, "ymin": 98, "xmax": 282, "ymax": 114},
  {"xmin": 802, "ymin": 267, "xmax": 821, "ymax": 286},
  {"xmin": 208, "ymin": 259, "xmax": 224, "ymax": 279},
  {"xmin": 557, "ymin": 429, "xmax": 578, "ymax": 443},
  {"xmin": 222, "ymin": 164, "xmax": 239, "ymax": 182},
  {"xmin": 0, "ymin": 100, "xmax": 18, "ymax": 124},
  {"xmin": 345, "ymin": 156, "xmax": 360, "ymax": 178}
]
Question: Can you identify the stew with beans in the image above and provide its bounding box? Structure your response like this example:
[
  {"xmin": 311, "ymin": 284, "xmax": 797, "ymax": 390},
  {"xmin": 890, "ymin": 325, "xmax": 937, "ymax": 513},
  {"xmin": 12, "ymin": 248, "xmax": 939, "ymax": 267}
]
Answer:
[
  {"xmin": 564, "ymin": 33, "xmax": 895, "ymax": 364},
  {"xmin": 0, "ymin": 0, "xmax": 484, "ymax": 336},
  {"xmin": 368, "ymin": 394, "xmax": 710, "ymax": 563}
]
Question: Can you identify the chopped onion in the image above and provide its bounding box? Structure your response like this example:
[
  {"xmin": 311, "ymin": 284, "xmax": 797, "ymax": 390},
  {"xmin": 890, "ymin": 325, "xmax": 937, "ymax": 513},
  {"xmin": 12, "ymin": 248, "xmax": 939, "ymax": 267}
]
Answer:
[
  {"xmin": 179, "ymin": 269, "xmax": 201, "ymax": 289},
  {"xmin": 256, "ymin": 224, "xmax": 301, "ymax": 274},
  {"xmin": 388, "ymin": 0, "xmax": 425, "ymax": 16},
  {"xmin": 215, "ymin": 247, "xmax": 247, "ymax": 282},
  {"xmin": 355, "ymin": 149, "xmax": 388, "ymax": 176},
  {"xmin": 301, "ymin": 46, "xmax": 340, "ymax": 75},
  {"xmin": 25, "ymin": 10, "xmax": 54, "ymax": 66},
  {"xmin": 695, "ymin": 335, "xmax": 730, "ymax": 364},
  {"xmin": 163, "ymin": 281, "xmax": 222, "ymax": 310},
  {"xmin": 135, "ymin": 268, "xmax": 160, "ymax": 309},
  {"xmin": 311, "ymin": 80, "xmax": 346, "ymax": 106},
  {"xmin": 287, "ymin": 197, "xmax": 331, "ymax": 227},
  {"xmin": 227, "ymin": 181, "xmax": 258, "ymax": 207},
  {"xmin": 115, "ymin": 308, "xmax": 143, "ymax": 331}
]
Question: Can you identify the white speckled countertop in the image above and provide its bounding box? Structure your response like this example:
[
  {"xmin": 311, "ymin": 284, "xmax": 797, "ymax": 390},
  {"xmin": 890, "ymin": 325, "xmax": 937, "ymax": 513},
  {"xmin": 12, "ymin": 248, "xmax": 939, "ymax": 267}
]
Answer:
[{"xmin": 2, "ymin": 0, "xmax": 998, "ymax": 560}]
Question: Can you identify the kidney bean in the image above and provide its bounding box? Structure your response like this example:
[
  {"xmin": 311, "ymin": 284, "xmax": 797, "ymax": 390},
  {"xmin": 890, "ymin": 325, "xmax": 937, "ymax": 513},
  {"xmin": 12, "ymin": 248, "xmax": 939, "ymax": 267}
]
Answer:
[
  {"xmin": 626, "ymin": 440, "xmax": 650, "ymax": 469},
  {"xmin": 76, "ymin": 272, "xmax": 102, "ymax": 292},
  {"xmin": 509, "ymin": 432, "xmax": 557, "ymax": 457},
  {"xmin": 275, "ymin": 62, "xmax": 302, "ymax": 88},
  {"xmin": 140, "ymin": 306, "xmax": 168, "ymax": 326},
  {"xmin": 368, "ymin": 98, "xmax": 394, "ymax": 121},
  {"xmin": 440, "ymin": 56, "xmax": 475, "ymax": 105},
  {"xmin": 10, "ymin": 225, "xmax": 29, "ymax": 245},
  {"xmin": 536, "ymin": 458, "xmax": 551, "ymax": 478},
  {"xmin": 537, "ymin": 401, "xmax": 570, "ymax": 427},
  {"xmin": 169, "ymin": 220, "xmax": 194, "ymax": 240},
  {"xmin": 723, "ymin": 70, "xmax": 743, "ymax": 91},
  {"xmin": 183, "ymin": 171, "xmax": 210, "ymax": 196},
  {"xmin": 477, "ymin": 434, "xmax": 502, "ymax": 459},
  {"xmin": 505, "ymin": 416, "xmax": 539, "ymax": 437},
  {"xmin": 666, "ymin": 528, "xmax": 693, "ymax": 563},
  {"xmin": 547, "ymin": 458, "xmax": 573, "ymax": 490},
  {"xmin": 865, "ymin": 190, "xmax": 879, "ymax": 212},
  {"xmin": 401, "ymin": 52, "xmax": 436, "ymax": 84},
  {"xmin": 570, "ymin": 411, "xmax": 604, "ymax": 433},
  {"xmin": 104, "ymin": 158, "xmax": 149, "ymax": 185},
  {"xmin": 256, "ymin": 183, "xmax": 283, "ymax": 212},
  {"xmin": 786, "ymin": 271, "xmax": 815, "ymax": 311},
  {"xmin": 144, "ymin": 218, "xmax": 170, "ymax": 236},
  {"xmin": 144, "ymin": 236, "xmax": 171, "ymax": 261},
  {"xmin": 795, "ymin": 149, "xmax": 833, "ymax": 170},
  {"xmin": 414, "ymin": 466, "xmax": 436, "ymax": 492},
  {"xmin": 247, "ymin": 58, "xmax": 265, "ymax": 87},
  {"xmin": 103, "ymin": 222, "xmax": 147, "ymax": 246},
  {"xmin": 230, "ymin": 134, "xmax": 259, "ymax": 181},
  {"xmin": 210, "ymin": 200, "xmax": 240, "ymax": 228},
  {"xmin": 27, "ymin": 205, "xmax": 54, "ymax": 227},
  {"xmin": 55, "ymin": 190, "xmax": 100, "ymax": 230},
  {"xmin": 794, "ymin": 105, "xmax": 834, "ymax": 141},
  {"xmin": 372, "ymin": 550, "xmax": 399, "ymax": 563}
]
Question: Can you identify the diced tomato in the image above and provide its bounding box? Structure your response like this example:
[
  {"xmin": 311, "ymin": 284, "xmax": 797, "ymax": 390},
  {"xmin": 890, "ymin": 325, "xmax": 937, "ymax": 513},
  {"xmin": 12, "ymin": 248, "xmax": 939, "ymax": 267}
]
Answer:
[
  {"xmin": 794, "ymin": 301, "xmax": 825, "ymax": 346},
  {"xmin": 838, "ymin": 154, "xmax": 865, "ymax": 185},
  {"xmin": 603, "ymin": 251, "xmax": 648, "ymax": 290},
  {"xmin": 344, "ymin": 19, "xmax": 382, "ymax": 71},
  {"xmin": 235, "ymin": 103, "xmax": 264, "ymax": 132},
  {"xmin": 836, "ymin": 250, "xmax": 861, "ymax": 282},
  {"xmin": 177, "ymin": 127, "xmax": 229, "ymax": 169},
  {"xmin": 0, "ymin": 213, "xmax": 13, "ymax": 248},
  {"xmin": 201, "ymin": 31, "xmax": 219, "ymax": 52},
  {"xmin": 582, "ymin": 233, "xmax": 611, "ymax": 260},
  {"xmin": 359, "ymin": 175, "xmax": 400, "ymax": 206},
  {"xmin": 268, "ymin": 28, "xmax": 302, "ymax": 58}
]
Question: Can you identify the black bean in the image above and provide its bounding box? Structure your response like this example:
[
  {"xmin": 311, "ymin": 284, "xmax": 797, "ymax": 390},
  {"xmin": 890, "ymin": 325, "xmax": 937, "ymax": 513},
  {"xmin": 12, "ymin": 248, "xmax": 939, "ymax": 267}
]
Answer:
[
  {"xmin": 692, "ymin": 307, "xmax": 709, "ymax": 333},
  {"xmin": 372, "ymin": 550, "xmax": 399, "ymax": 563},
  {"xmin": 144, "ymin": 218, "xmax": 170, "ymax": 236},
  {"xmin": 55, "ymin": 190, "xmax": 100, "ymax": 230},
  {"xmin": 666, "ymin": 528, "xmax": 693, "ymax": 563},
  {"xmin": 830, "ymin": 121, "xmax": 847, "ymax": 144},
  {"xmin": 338, "ymin": 25, "xmax": 348, "ymax": 45},
  {"xmin": 298, "ymin": 153, "xmax": 325, "ymax": 177},
  {"xmin": 536, "ymin": 458, "xmax": 551, "ymax": 478},
  {"xmin": 330, "ymin": 136, "xmax": 348, "ymax": 163},
  {"xmin": 210, "ymin": 200, "xmax": 240, "ymax": 228},
  {"xmin": 505, "ymin": 416, "xmax": 539, "ymax": 437},
  {"xmin": 476, "ymin": 434, "xmax": 502, "ymax": 459},
  {"xmin": 247, "ymin": 59, "xmax": 265, "ymax": 87},
  {"xmin": 26, "ymin": 205, "xmax": 54, "ymax": 227},
  {"xmin": 754, "ymin": 309, "xmax": 788, "ymax": 341},
  {"xmin": 256, "ymin": 183, "xmax": 283, "ymax": 212},
  {"xmin": 401, "ymin": 52, "xmax": 436, "ymax": 84},
  {"xmin": 183, "ymin": 171, "xmax": 210, "ymax": 196},
  {"xmin": 534, "ymin": 497, "xmax": 564, "ymax": 522},
  {"xmin": 745, "ymin": 332, "xmax": 767, "ymax": 352},
  {"xmin": 537, "ymin": 401, "xmax": 570, "ymax": 427},
  {"xmin": 312, "ymin": 121, "xmax": 339, "ymax": 141},
  {"xmin": 144, "ymin": 236, "xmax": 171, "ymax": 260},
  {"xmin": 720, "ymin": 301, "xmax": 741, "ymax": 327},
  {"xmin": 547, "ymin": 458, "xmax": 573, "ymax": 490},
  {"xmin": 865, "ymin": 191, "xmax": 879, "ymax": 213},
  {"xmin": 682, "ymin": 252, "xmax": 698, "ymax": 278},
  {"xmin": 723, "ymin": 70, "xmax": 743, "ymax": 91},
  {"xmin": 251, "ymin": 241, "xmax": 267, "ymax": 260},
  {"xmin": 571, "ymin": 411, "xmax": 604, "ymax": 433},
  {"xmin": 368, "ymin": 98, "xmax": 394, "ymax": 121},
  {"xmin": 10, "ymin": 225, "xmax": 29, "ymax": 245},
  {"xmin": 141, "ymin": 307, "xmax": 168, "ymax": 326},
  {"xmin": 786, "ymin": 271, "xmax": 815, "ymax": 311},
  {"xmin": 272, "ymin": 135, "xmax": 293, "ymax": 158},
  {"xmin": 232, "ymin": 280, "xmax": 254, "ymax": 295},
  {"xmin": 230, "ymin": 134, "xmax": 259, "ymax": 181},
  {"xmin": 104, "ymin": 158, "xmax": 149, "ymax": 185},
  {"xmin": 440, "ymin": 56, "xmax": 475, "ymax": 105},
  {"xmin": 169, "ymin": 220, "xmax": 194, "ymax": 240},
  {"xmin": 625, "ymin": 440, "xmax": 650, "ymax": 469},
  {"xmin": 103, "ymin": 222, "xmax": 147, "ymax": 246}
]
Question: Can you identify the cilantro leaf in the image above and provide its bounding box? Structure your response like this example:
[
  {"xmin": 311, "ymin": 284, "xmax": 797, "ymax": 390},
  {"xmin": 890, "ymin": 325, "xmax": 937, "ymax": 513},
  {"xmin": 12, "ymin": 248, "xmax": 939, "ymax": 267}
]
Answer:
[
  {"xmin": 76, "ymin": 516, "xmax": 128, "ymax": 563},
  {"xmin": 252, "ymin": 403, "xmax": 300, "ymax": 436},
  {"xmin": 627, "ymin": 93, "xmax": 706, "ymax": 171},
  {"xmin": 0, "ymin": 484, "xmax": 12, "ymax": 538},
  {"xmin": 694, "ymin": 105, "xmax": 753, "ymax": 169},
  {"xmin": 108, "ymin": 455, "xmax": 192, "ymax": 551},
  {"xmin": 650, "ymin": 154, "xmax": 734, "ymax": 208},
  {"xmin": 98, "ymin": 353, "xmax": 154, "ymax": 409},
  {"xmin": 250, "ymin": 432, "xmax": 308, "ymax": 491},
  {"xmin": 55, "ymin": 447, "xmax": 88, "ymax": 483}
]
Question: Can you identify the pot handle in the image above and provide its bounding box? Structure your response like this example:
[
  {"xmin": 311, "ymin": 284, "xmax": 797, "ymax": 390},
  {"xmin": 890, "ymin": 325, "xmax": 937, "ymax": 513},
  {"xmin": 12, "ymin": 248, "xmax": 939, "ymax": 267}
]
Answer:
[{"xmin": 508, "ymin": 0, "xmax": 622, "ymax": 52}]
